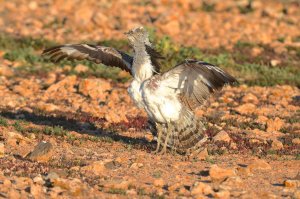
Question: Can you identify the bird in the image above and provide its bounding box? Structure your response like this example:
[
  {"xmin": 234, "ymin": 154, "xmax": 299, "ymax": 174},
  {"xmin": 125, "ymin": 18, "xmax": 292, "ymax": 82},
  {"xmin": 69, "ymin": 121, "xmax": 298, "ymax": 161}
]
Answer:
[{"xmin": 42, "ymin": 27, "xmax": 237, "ymax": 155}]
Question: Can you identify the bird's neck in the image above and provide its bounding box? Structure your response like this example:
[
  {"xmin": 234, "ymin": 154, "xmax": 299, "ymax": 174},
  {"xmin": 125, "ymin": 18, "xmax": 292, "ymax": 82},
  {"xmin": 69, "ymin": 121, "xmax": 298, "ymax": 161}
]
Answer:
[{"xmin": 132, "ymin": 43, "xmax": 154, "ymax": 82}]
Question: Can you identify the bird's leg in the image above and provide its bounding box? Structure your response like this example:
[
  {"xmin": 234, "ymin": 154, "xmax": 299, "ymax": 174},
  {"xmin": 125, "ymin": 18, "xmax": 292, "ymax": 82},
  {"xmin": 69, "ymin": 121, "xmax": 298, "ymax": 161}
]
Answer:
[
  {"xmin": 154, "ymin": 123, "xmax": 162, "ymax": 153},
  {"xmin": 160, "ymin": 122, "xmax": 172, "ymax": 155},
  {"xmin": 171, "ymin": 131, "xmax": 178, "ymax": 155}
]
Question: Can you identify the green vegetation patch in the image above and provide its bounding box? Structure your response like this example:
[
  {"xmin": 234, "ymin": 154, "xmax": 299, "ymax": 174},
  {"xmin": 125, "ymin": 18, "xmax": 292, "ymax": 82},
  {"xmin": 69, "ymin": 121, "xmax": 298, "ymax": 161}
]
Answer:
[{"xmin": 0, "ymin": 33, "xmax": 299, "ymax": 86}]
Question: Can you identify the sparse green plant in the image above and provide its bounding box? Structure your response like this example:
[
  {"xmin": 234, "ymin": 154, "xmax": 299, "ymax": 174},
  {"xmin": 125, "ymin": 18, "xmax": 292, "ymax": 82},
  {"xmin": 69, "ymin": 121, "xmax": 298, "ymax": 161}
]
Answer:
[
  {"xmin": 0, "ymin": 117, "xmax": 8, "ymax": 127},
  {"xmin": 13, "ymin": 121, "xmax": 25, "ymax": 133},
  {"xmin": 238, "ymin": 0, "xmax": 254, "ymax": 14},
  {"xmin": 201, "ymin": 2, "xmax": 215, "ymax": 12},
  {"xmin": 26, "ymin": 127, "xmax": 41, "ymax": 134},
  {"xmin": 267, "ymin": 150, "xmax": 277, "ymax": 155},
  {"xmin": 107, "ymin": 188, "xmax": 126, "ymax": 195},
  {"xmin": 43, "ymin": 125, "xmax": 66, "ymax": 136},
  {"xmin": 137, "ymin": 188, "xmax": 147, "ymax": 196},
  {"xmin": 0, "ymin": 33, "xmax": 299, "ymax": 87},
  {"xmin": 152, "ymin": 170, "xmax": 162, "ymax": 178},
  {"xmin": 205, "ymin": 156, "xmax": 215, "ymax": 164},
  {"xmin": 67, "ymin": 135, "xmax": 78, "ymax": 142},
  {"xmin": 150, "ymin": 192, "xmax": 165, "ymax": 199}
]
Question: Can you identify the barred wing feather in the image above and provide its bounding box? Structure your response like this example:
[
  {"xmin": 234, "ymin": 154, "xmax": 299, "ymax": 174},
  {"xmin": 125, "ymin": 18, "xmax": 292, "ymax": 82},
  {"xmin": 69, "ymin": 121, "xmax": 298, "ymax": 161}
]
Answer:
[
  {"xmin": 159, "ymin": 59, "xmax": 237, "ymax": 110},
  {"xmin": 42, "ymin": 44, "xmax": 133, "ymax": 74}
]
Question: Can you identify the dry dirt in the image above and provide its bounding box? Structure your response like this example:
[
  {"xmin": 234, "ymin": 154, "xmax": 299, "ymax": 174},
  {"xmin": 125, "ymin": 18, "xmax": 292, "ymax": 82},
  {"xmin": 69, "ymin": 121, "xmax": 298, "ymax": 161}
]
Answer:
[{"xmin": 0, "ymin": 0, "xmax": 300, "ymax": 198}]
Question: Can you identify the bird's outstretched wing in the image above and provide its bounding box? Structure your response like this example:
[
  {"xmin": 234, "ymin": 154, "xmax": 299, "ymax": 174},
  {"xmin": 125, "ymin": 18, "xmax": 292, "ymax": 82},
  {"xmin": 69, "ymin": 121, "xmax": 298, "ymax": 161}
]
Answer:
[
  {"xmin": 42, "ymin": 44, "xmax": 133, "ymax": 74},
  {"xmin": 159, "ymin": 59, "xmax": 237, "ymax": 110}
]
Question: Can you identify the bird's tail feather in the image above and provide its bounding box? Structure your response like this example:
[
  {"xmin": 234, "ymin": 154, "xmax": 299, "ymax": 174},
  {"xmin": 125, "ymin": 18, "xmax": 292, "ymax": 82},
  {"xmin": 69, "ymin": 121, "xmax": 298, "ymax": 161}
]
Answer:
[{"xmin": 148, "ymin": 113, "xmax": 207, "ymax": 155}]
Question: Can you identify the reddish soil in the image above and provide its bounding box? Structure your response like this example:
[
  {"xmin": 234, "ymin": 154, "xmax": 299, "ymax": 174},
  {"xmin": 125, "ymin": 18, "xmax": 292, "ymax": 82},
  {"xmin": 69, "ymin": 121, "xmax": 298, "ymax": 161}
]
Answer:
[{"xmin": 0, "ymin": 0, "xmax": 299, "ymax": 198}]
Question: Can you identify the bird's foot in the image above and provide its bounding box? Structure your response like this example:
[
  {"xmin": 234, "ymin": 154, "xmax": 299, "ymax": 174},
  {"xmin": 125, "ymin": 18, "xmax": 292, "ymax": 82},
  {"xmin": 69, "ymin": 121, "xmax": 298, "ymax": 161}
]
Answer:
[
  {"xmin": 158, "ymin": 146, "xmax": 167, "ymax": 155},
  {"xmin": 158, "ymin": 122, "xmax": 171, "ymax": 155},
  {"xmin": 153, "ymin": 123, "xmax": 163, "ymax": 154},
  {"xmin": 154, "ymin": 143, "xmax": 161, "ymax": 154}
]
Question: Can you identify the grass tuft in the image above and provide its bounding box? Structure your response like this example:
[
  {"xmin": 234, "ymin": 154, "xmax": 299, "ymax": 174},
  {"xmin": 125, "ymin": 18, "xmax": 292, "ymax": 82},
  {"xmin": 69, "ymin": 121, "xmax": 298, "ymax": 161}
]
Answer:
[
  {"xmin": 43, "ymin": 126, "xmax": 67, "ymax": 136},
  {"xmin": 0, "ymin": 117, "xmax": 8, "ymax": 127}
]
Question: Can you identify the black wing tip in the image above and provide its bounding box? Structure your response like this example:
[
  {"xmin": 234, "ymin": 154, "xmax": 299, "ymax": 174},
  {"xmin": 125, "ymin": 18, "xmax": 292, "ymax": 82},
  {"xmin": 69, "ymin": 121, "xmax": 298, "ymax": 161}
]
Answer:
[
  {"xmin": 224, "ymin": 73, "xmax": 239, "ymax": 85},
  {"xmin": 188, "ymin": 59, "xmax": 239, "ymax": 83},
  {"xmin": 42, "ymin": 45, "xmax": 64, "ymax": 55}
]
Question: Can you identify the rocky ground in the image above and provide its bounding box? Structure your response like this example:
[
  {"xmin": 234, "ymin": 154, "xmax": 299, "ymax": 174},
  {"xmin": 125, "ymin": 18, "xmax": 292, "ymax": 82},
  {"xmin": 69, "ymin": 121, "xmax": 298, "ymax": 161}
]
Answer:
[{"xmin": 0, "ymin": 0, "xmax": 300, "ymax": 198}]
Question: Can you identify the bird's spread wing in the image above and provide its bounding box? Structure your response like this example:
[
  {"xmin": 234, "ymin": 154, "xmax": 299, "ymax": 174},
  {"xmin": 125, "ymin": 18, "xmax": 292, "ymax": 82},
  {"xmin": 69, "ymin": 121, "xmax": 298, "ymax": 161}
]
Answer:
[
  {"xmin": 159, "ymin": 59, "xmax": 237, "ymax": 110},
  {"xmin": 42, "ymin": 44, "xmax": 133, "ymax": 74}
]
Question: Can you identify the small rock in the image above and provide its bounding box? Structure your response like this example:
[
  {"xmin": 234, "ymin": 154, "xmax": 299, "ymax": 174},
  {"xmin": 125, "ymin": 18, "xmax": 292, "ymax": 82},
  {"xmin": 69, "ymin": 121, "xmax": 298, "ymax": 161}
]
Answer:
[
  {"xmin": 126, "ymin": 189, "xmax": 137, "ymax": 195},
  {"xmin": 70, "ymin": 166, "xmax": 80, "ymax": 171},
  {"xmin": 214, "ymin": 190, "xmax": 230, "ymax": 199},
  {"xmin": 235, "ymin": 103, "xmax": 256, "ymax": 115},
  {"xmin": 30, "ymin": 184, "xmax": 44, "ymax": 198},
  {"xmin": 236, "ymin": 167, "xmax": 252, "ymax": 177},
  {"xmin": 292, "ymin": 138, "xmax": 300, "ymax": 145},
  {"xmin": 220, "ymin": 176, "xmax": 244, "ymax": 190},
  {"xmin": 293, "ymin": 190, "xmax": 300, "ymax": 199},
  {"xmin": 12, "ymin": 79, "xmax": 40, "ymax": 97},
  {"xmin": 52, "ymin": 178, "xmax": 85, "ymax": 196},
  {"xmin": 153, "ymin": 178, "xmax": 164, "ymax": 188},
  {"xmin": 284, "ymin": 180, "xmax": 300, "ymax": 188},
  {"xmin": 294, "ymin": 173, "xmax": 300, "ymax": 180},
  {"xmin": 75, "ymin": 5, "xmax": 94, "ymax": 27},
  {"xmin": 3, "ymin": 179, "xmax": 12, "ymax": 187},
  {"xmin": 8, "ymin": 189, "xmax": 21, "ymax": 199},
  {"xmin": 178, "ymin": 186, "xmax": 190, "ymax": 196},
  {"xmin": 81, "ymin": 161, "xmax": 106, "ymax": 176},
  {"xmin": 33, "ymin": 175, "xmax": 45, "ymax": 185},
  {"xmin": 74, "ymin": 64, "xmax": 89, "ymax": 73},
  {"xmin": 130, "ymin": 162, "xmax": 144, "ymax": 169},
  {"xmin": 28, "ymin": 1, "xmax": 38, "ymax": 10},
  {"xmin": 5, "ymin": 131, "xmax": 28, "ymax": 141},
  {"xmin": 14, "ymin": 177, "xmax": 33, "ymax": 190},
  {"xmin": 168, "ymin": 182, "xmax": 181, "ymax": 192},
  {"xmin": 49, "ymin": 186, "xmax": 64, "ymax": 198},
  {"xmin": 196, "ymin": 148, "xmax": 209, "ymax": 160},
  {"xmin": 251, "ymin": 47, "xmax": 263, "ymax": 56},
  {"xmin": 36, "ymin": 102, "xmax": 59, "ymax": 112},
  {"xmin": 259, "ymin": 192, "xmax": 277, "ymax": 199},
  {"xmin": 46, "ymin": 75, "xmax": 77, "ymax": 94},
  {"xmin": 103, "ymin": 180, "xmax": 132, "ymax": 190},
  {"xmin": 144, "ymin": 133, "xmax": 154, "ymax": 142},
  {"xmin": 0, "ymin": 66, "xmax": 14, "ymax": 77},
  {"xmin": 78, "ymin": 78, "xmax": 111, "ymax": 100},
  {"xmin": 46, "ymin": 172, "xmax": 59, "ymax": 181},
  {"xmin": 271, "ymin": 139, "xmax": 283, "ymax": 150},
  {"xmin": 191, "ymin": 182, "xmax": 213, "ymax": 196},
  {"xmin": 209, "ymin": 165, "xmax": 236, "ymax": 183},
  {"xmin": 241, "ymin": 93, "xmax": 259, "ymax": 104},
  {"xmin": 266, "ymin": 117, "xmax": 284, "ymax": 133},
  {"xmin": 104, "ymin": 160, "xmax": 121, "ymax": 170},
  {"xmin": 0, "ymin": 142, "xmax": 4, "ymax": 157},
  {"xmin": 274, "ymin": 46, "xmax": 287, "ymax": 54},
  {"xmin": 230, "ymin": 142, "xmax": 237, "ymax": 150},
  {"xmin": 163, "ymin": 20, "xmax": 180, "ymax": 36},
  {"xmin": 213, "ymin": 131, "xmax": 231, "ymax": 143},
  {"xmin": 270, "ymin": 59, "xmax": 281, "ymax": 67},
  {"xmin": 248, "ymin": 159, "xmax": 271, "ymax": 171},
  {"xmin": 25, "ymin": 141, "xmax": 53, "ymax": 162},
  {"xmin": 44, "ymin": 73, "xmax": 57, "ymax": 85},
  {"xmin": 256, "ymin": 115, "xmax": 269, "ymax": 125}
]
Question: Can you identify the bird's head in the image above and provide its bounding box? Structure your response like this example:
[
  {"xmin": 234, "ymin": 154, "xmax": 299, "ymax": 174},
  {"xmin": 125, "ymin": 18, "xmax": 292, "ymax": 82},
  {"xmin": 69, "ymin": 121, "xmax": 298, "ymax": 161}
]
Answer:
[{"xmin": 124, "ymin": 27, "xmax": 150, "ymax": 46}]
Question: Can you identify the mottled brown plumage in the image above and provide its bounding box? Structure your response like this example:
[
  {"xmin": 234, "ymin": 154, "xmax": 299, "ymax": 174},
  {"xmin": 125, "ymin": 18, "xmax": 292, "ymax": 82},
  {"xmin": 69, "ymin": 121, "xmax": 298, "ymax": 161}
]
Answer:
[{"xmin": 42, "ymin": 27, "xmax": 238, "ymax": 156}]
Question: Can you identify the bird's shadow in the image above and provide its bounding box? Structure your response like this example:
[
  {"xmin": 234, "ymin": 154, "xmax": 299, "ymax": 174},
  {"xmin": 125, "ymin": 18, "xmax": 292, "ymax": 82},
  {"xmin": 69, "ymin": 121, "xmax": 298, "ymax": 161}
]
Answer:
[{"xmin": 0, "ymin": 109, "xmax": 153, "ymax": 152}]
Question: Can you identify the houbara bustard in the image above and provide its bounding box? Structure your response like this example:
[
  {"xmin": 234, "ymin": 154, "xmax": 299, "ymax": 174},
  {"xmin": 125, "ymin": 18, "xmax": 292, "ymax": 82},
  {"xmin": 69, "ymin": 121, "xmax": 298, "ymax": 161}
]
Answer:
[{"xmin": 42, "ymin": 27, "xmax": 237, "ymax": 155}]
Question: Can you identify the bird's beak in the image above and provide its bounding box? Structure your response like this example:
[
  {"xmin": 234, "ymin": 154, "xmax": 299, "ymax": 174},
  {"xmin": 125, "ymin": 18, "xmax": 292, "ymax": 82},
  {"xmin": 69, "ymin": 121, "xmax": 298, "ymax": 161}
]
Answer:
[{"xmin": 124, "ymin": 31, "xmax": 130, "ymax": 35}]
